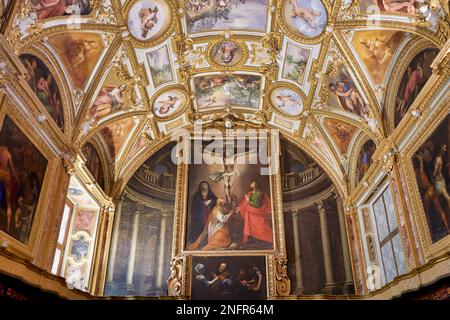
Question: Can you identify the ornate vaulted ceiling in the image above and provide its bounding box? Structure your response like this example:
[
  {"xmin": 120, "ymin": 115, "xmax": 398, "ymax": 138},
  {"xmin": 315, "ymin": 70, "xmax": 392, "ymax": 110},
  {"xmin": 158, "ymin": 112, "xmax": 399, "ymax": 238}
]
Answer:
[{"xmin": 1, "ymin": 0, "xmax": 449, "ymax": 200}]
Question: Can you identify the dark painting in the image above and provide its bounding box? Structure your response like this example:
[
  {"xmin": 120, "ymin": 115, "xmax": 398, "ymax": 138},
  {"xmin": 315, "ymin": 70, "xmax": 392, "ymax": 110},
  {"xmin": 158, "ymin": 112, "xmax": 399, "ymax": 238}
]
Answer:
[
  {"xmin": 355, "ymin": 140, "xmax": 376, "ymax": 185},
  {"xmin": 191, "ymin": 256, "xmax": 266, "ymax": 300},
  {"xmin": 186, "ymin": 139, "xmax": 274, "ymax": 251},
  {"xmin": 394, "ymin": 48, "xmax": 438, "ymax": 126},
  {"xmin": 413, "ymin": 115, "xmax": 450, "ymax": 243},
  {"xmin": 0, "ymin": 116, "xmax": 48, "ymax": 244},
  {"xmin": 82, "ymin": 142, "xmax": 105, "ymax": 190},
  {"xmin": 20, "ymin": 54, "xmax": 64, "ymax": 130}
]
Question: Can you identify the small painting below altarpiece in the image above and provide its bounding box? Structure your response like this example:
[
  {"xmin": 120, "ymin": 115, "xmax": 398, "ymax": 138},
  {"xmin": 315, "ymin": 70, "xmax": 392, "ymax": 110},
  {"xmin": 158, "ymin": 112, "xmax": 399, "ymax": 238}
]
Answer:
[
  {"xmin": 191, "ymin": 255, "xmax": 267, "ymax": 300},
  {"xmin": 184, "ymin": 137, "xmax": 276, "ymax": 252}
]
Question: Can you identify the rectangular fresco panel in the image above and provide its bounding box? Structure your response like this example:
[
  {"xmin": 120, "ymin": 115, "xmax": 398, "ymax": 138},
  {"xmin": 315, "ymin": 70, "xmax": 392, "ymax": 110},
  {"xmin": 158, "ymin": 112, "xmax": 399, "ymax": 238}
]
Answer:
[
  {"xmin": 185, "ymin": 0, "xmax": 268, "ymax": 33},
  {"xmin": 191, "ymin": 255, "xmax": 266, "ymax": 300},
  {"xmin": 146, "ymin": 46, "xmax": 173, "ymax": 88},
  {"xmin": 186, "ymin": 139, "xmax": 274, "ymax": 251},
  {"xmin": 193, "ymin": 74, "xmax": 262, "ymax": 111},
  {"xmin": 282, "ymin": 43, "xmax": 310, "ymax": 85},
  {"xmin": 0, "ymin": 116, "xmax": 48, "ymax": 244},
  {"xmin": 413, "ymin": 115, "xmax": 450, "ymax": 243}
]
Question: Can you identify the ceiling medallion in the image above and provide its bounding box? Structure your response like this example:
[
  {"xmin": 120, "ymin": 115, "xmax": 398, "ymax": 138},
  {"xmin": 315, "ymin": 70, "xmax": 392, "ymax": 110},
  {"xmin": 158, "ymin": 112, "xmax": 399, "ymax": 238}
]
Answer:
[
  {"xmin": 126, "ymin": 0, "xmax": 175, "ymax": 46},
  {"xmin": 150, "ymin": 85, "xmax": 189, "ymax": 120},
  {"xmin": 206, "ymin": 40, "xmax": 248, "ymax": 67},
  {"xmin": 279, "ymin": 0, "xmax": 329, "ymax": 42},
  {"xmin": 267, "ymin": 82, "xmax": 305, "ymax": 118}
]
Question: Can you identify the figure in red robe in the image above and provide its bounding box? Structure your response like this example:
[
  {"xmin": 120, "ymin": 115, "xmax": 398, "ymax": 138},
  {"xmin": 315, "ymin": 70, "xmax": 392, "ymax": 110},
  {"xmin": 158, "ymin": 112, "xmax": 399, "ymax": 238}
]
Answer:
[
  {"xmin": 238, "ymin": 180, "xmax": 273, "ymax": 244},
  {"xmin": 31, "ymin": 0, "xmax": 91, "ymax": 21}
]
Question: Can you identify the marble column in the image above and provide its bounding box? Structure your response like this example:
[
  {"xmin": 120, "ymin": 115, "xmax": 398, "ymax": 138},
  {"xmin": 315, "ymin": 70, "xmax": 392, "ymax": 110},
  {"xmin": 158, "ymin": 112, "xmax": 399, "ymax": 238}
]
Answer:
[
  {"xmin": 126, "ymin": 210, "xmax": 140, "ymax": 289},
  {"xmin": 292, "ymin": 209, "xmax": 304, "ymax": 295},
  {"xmin": 335, "ymin": 194, "xmax": 355, "ymax": 294},
  {"xmin": 156, "ymin": 209, "xmax": 168, "ymax": 289},
  {"xmin": 106, "ymin": 195, "xmax": 124, "ymax": 283},
  {"xmin": 317, "ymin": 200, "xmax": 337, "ymax": 294}
]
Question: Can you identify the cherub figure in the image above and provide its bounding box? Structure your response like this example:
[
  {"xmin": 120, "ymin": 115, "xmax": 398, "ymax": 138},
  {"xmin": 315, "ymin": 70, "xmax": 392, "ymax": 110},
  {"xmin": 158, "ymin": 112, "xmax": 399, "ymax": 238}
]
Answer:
[
  {"xmin": 157, "ymin": 95, "xmax": 180, "ymax": 115},
  {"xmin": 289, "ymin": 0, "xmax": 321, "ymax": 29},
  {"xmin": 139, "ymin": 6, "xmax": 158, "ymax": 38}
]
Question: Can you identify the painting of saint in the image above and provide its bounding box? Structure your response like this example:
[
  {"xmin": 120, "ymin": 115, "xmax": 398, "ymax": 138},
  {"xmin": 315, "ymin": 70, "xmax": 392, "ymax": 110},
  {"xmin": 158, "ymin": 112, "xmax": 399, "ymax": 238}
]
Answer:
[
  {"xmin": 351, "ymin": 31, "xmax": 404, "ymax": 84},
  {"xmin": 324, "ymin": 119, "xmax": 357, "ymax": 154},
  {"xmin": 282, "ymin": 43, "xmax": 310, "ymax": 84},
  {"xmin": 193, "ymin": 74, "xmax": 262, "ymax": 110},
  {"xmin": 270, "ymin": 87, "xmax": 304, "ymax": 116},
  {"xmin": 100, "ymin": 118, "xmax": 136, "ymax": 159},
  {"xmin": 185, "ymin": 0, "xmax": 268, "ymax": 33},
  {"xmin": 394, "ymin": 48, "xmax": 438, "ymax": 126},
  {"xmin": 146, "ymin": 46, "xmax": 173, "ymax": 88},
  {"xmin": 191, "ymin": 256, "xmax": 266, "ymax": 300},
  {"xmin": 127, "ymin": 0, "xmax": 172, "ymax": 42},
  {"xmin": 355, "ymin": 140, "xmax": 376, "ymax": 185},
  {"xmin": 29, "ymin": 0, "xmax": 92, "ymax": 21},
  {"xmin": 88, "ymin": 85, "xmax": 128, "ymax": 126},
  {"xmin": 413, "ymin": 115, "xmax": 450, "ymax": 243},
  {"xmin": 82, "ymin": 142, "xmax": 105, "ymax": 190},
  {"xmin": 48, "ymin": 33, "xmax": 104, "ymax": 89},
  {"xmin": 282, "ymin": 0, "xmax": 327, "ymax": 38},
  {"xmin": 327, "ymin": 66, "xmax": 369, "ymax": 119},
  {"xmin": 186, "ymin": 139, "xmax": 273, "ymax": 251},
  {"xmin": 152, "ymin": 89, "xmax": 187, "ymax": 118},
  {"xmin": 210, "ymin": 41, "xmax": 243, "ymax": 66},
  {"xmin": 20, "ymin": 54, "xmax": 64, "ymax": 130},
  {"xmin": 188, "ymin": 181, "xmax": 217, "ymax": 244},
  {"xmin": 360, "ymin": 0, "xmax": 419, "ymax": 14},
  {"xmin": 0, "ymin": 116, "xmax": 48, "ymax": 244}
]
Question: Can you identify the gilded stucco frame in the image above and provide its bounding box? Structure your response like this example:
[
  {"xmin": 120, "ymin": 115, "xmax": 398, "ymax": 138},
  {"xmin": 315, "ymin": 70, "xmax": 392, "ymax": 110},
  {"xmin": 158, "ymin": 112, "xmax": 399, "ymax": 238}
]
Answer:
[
  {"xmin": 400, "ymin": 100, "xmax": 450, "ymax": 259},
  {"xmin": 0, "ymin": 97, "xmax": 59, "ymax": 261},
  {"xmin": 168, "ymin": 131, "xmax": 289, "ymax": 298}
]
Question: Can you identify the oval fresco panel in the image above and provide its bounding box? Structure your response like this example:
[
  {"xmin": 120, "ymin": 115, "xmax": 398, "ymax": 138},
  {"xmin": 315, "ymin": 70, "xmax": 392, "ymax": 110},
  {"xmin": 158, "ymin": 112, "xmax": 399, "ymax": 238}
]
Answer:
[
  {"xmin": 210, "ymin": 41, "xmax": 244, "ymax": 66},
  {"xmin": 270, "ymin": 87, "xmax": 304, "ymax": 116},
  {"xmin": 282, "ymin": 0, "xmax": 327, "ymax": 38},
  {"xmin": 127, "ymin": 0, "xmax": 172, "ymax": 42},
  {"xmin": 152, "ymin": 89, "xmax": 187, "ymax": 118}
]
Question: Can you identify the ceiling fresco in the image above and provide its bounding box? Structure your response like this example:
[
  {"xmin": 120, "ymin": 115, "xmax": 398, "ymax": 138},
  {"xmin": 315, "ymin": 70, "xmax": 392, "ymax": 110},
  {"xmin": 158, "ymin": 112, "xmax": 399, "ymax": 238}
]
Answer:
[{"xmin": 1, "ymin": 0, "xmax": 448, "ymax": 197}]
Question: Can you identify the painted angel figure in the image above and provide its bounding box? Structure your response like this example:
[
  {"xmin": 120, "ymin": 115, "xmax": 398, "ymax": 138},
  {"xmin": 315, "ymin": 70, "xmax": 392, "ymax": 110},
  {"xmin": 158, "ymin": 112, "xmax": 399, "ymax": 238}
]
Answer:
[
  {"xmin": 89, "ymin": 84, "xmax": 127, "ymax": 125},
  {"xmin": 276, "ymin": 93, "xmax": 302, "ymax": 108},
  {"xmin": 156, "ymin": 95, "xmax": 180, "ymax": 115},
  {"xmin": 289, "ymin": 0, "xmax": 322, "ymax": 30},
  {"xmin": 204, "ymin": 148, "xmax": 258, "ymax": 203},
  {"xmin": 139, "ymin": 6, "xmax": 158, "ymax": 38}
]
